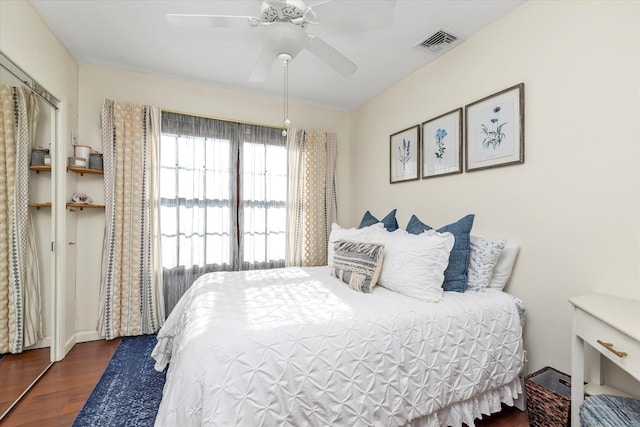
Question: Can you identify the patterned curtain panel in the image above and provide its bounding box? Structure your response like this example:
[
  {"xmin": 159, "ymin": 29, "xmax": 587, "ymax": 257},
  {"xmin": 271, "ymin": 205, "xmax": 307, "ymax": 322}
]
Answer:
[
  {"xmin": 285, "ymin": 129, "xmax": 338, "ymax": 267},
  {"xmin": 0, "ymin": 84, "xmax": 42, "ymax": 353},
  {"xmin": 99, "ymin": 99, "xmax": 164, "ymax": 340}
]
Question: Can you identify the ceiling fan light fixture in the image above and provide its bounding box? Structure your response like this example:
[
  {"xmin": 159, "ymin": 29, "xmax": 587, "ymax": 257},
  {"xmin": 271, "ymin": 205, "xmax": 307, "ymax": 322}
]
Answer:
[{"xmin": 264, "ymin": 22, "xmax": 309, "ymax": 59}]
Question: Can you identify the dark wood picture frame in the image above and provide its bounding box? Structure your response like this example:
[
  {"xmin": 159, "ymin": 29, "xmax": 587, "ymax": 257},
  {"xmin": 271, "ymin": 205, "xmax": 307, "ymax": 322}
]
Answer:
[
  {"xmin": 421, "ymin": 108, "xmax": 463, "ymax": 179},
  {"xmin": 465, "ymin": 83, "xmax": 525, "ymax": 172},
  {"xmin": 389, "ymin": 125, "xmax": 420, "ymax": 183}
]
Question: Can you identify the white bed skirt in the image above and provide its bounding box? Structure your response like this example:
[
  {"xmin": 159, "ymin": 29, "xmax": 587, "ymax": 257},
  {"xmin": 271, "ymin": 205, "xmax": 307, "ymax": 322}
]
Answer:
[{"xmin": 407, "ymin": 377, "xmax": 522, "ymax": 427}]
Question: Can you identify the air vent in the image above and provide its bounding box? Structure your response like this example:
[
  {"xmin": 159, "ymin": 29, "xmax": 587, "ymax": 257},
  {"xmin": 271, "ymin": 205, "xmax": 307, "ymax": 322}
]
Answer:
[{"xmin": 414, "ymin": 29, "xmax": 463, "ymax": 54}]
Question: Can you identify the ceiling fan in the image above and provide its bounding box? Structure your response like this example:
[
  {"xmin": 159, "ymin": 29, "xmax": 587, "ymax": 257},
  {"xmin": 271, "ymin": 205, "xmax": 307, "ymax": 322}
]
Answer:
[{"xmin": 165, "ymin": 0, "xmax": 395, "ymax": 83}]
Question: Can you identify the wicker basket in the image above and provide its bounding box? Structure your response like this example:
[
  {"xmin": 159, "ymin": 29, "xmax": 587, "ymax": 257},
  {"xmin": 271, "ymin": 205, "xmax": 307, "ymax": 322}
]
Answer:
[{"xmin": 525, "ymin": 366, "xmax": 571, "ymax": 427}]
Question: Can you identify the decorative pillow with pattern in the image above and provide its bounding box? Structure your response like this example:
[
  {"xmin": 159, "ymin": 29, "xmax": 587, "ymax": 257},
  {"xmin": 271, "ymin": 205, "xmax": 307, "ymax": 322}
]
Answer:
[
  {"xmin": 331, "ymin": 240, "xmax": 385, "ymax": 293},
  {"xmin": 467, "ymin": 235, "xmax": 507, "ymax": 291}
]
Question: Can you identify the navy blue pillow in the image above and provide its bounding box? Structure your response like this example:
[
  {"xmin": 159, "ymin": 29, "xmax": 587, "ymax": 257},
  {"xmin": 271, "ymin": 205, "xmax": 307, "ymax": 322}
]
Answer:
[
  {"xmin": 358, "ymin": 209, "xmax": 398, "ymax": 231},
  {"xmin": 406, "ymin": 214, "xmax": 475, "ymax": 292}
]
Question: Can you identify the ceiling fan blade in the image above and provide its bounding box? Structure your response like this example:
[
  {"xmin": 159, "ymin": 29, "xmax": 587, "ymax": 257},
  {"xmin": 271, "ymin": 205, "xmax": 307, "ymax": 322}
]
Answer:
[
  {"xmin": 249, "ymin": 45, "xmax": 278, "ymax": 83},
  {"xmin": 320, "ymin": 11, "xmax": 394, "ymax": 35},
  {"xmin": 308, "ymin": 0, "xmax": 396, "ymax": 24},
  {"xmin": 264, "ymin": 0, "xmax": 287, "ymax": 7},
  {"xmin": 305, "ymin": 35, "xmax": 357, "ymax": 76},
  {"xmin": 165, "ymin": 14, "xmax": 256, "ymax": 30}
]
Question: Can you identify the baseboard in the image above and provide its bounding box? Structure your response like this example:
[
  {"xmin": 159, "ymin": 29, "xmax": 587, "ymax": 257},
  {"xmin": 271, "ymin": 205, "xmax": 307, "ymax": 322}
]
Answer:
[
  {"xmin": 75, "ymin": 330, "xmax": 102, "ymax": 343},
  {"xmin": 64, "ymin": 334, "xmax": 77, "ymax": 356},
  {"xmin": 25, "ymin": 334, "xmax": 101, "ymax": 358},
  {"xmin": 514, "ymin": 380, "xmax": 527, "ymax": 411},
  {"xmin": 24, "ymin": 336, "xmax": 51, "ymax": 350},
  {"xmin": 63, "ymin": 330, "xmax": 102, "ymax": 356},
  {"xmin": 515, "ymin": 349, "xmax": 528, "ymax": 411}
]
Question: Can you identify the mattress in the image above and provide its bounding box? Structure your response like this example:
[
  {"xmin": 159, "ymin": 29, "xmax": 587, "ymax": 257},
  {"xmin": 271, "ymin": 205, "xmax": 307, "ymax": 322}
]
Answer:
[{"xmin": 152, "ymin": 266, "xmax": 524, "ymax": 427}]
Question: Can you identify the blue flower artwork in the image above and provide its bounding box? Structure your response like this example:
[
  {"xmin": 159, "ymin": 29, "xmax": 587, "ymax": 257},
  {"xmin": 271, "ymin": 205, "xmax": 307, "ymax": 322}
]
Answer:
[
  {"xmin": 434, "ymin": 128, "xmax": 447, "ymax": 160},
  {"xmin": 480, "ymin": 105, "xmax": 507, "ymax": 149},
  {"xmin": 466, "ymin": 83, "xmax": 524, "ymax": 170},
  {"xmin": 421, "ymin": 108, "xmax": 462, "ymax": 178}
]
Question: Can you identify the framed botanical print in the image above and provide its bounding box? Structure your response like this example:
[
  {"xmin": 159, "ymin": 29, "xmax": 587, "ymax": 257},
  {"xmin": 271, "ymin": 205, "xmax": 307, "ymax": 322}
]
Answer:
[
  {"xmin": 421, "ymin": 108, "xmax": 462, "ymax": 179},
  {"xmin": 465, "ymin": 83, "xmax": 525, "ymax": 171},
  {"xmin": 389, "ymin": 125, "xmax": 420, "ymax": 183}
]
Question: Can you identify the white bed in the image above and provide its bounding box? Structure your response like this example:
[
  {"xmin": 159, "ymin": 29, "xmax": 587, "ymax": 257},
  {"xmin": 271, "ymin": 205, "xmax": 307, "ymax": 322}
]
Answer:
[{"xmin": 152, "ymin": 265, "xmax": 524, "ymax": 427}]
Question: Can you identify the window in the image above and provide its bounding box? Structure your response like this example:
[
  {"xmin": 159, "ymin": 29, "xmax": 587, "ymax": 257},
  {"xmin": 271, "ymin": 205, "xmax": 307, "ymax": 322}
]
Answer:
[
  {"xmin": 240, "ymin": 137, "xmax": 287, "ymax": 270},
  {"xmin": 160, "ymin": 112, "xmax": 286, "ymax": 312},
  {"xmin": 160, "ymin": 133, "xmax": 234, "ymax": 269}
]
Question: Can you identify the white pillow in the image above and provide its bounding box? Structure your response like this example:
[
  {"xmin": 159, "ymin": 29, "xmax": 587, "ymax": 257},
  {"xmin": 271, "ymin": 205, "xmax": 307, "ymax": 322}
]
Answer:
[
  {"xmin": 366, "ymin": 226, "xmax": 454, "ymax": 302},
  {"xmin": 487, "ymin": 243, "xmax": 520, "ymax": 291},
  {"xmin": 328, "ymin": 222, "xmax": 385, "ymax": 265},
  {"xmin": 467, "ymin": 235, "xmax": 506, "ymax": 291}
]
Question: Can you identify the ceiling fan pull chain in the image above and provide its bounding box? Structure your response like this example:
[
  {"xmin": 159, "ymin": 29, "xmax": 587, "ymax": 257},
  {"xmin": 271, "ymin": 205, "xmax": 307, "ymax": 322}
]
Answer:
[
  {"xmin": 285, "ymin": 58, "xmax": 289, "ymax": 126},
  {"xmin": 282, "ymin": 55, "xmax": 290, "ymax": 136}
]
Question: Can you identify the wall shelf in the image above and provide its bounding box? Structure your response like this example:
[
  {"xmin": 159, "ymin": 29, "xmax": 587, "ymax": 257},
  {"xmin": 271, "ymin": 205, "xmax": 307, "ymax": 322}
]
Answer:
[
  {"xmin": 29, "ymin": 165, "xmax": 52, "ymax": 174},
  {"xmin": 67, "ymin": 166, "xmax": 103, "ymax": 176},
  {"xmin": 29, "ymin": 202, "xmax": 52, "ymax": 209},
  {"xmin": 66, "ymin": 202, "xmax": 105, "ymax": 210}
]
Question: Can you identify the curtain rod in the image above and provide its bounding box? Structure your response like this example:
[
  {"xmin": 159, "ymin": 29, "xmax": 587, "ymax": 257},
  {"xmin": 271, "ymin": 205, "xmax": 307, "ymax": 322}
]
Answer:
[
  {"xmin": 0, "ymin": 52, "xmax": 60, "ymax": 108},
  {"xmin": 161, "ymin": 108, "xmax": 285, "ymax": 131}
]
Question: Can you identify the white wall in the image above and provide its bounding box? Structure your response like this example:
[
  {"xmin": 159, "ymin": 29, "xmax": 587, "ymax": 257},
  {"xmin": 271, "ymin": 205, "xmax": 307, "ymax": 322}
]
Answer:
[
  {"xmin": 0, "ymin": 0, "xmax": 79, "ymax": 359},
  {"xmin": 350, "ymin": 1, "xmax": 640, "ymax": 393},
  {"xmin": 74, "ymin": 64, "xmax": 352, "ymax": 335}
]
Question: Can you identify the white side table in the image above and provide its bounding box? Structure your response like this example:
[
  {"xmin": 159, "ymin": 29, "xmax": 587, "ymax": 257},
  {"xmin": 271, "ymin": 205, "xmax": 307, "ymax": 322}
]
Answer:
[{"xmin": 570, "ymin": 294, "xmax": 640, "ymax": 427}]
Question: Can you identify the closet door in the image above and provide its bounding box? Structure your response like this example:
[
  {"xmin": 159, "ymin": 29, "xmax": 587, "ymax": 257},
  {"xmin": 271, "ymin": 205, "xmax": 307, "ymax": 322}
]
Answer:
[{"xmin": 0, "ymin": 53, "xmax": 58, "ymax": 419}]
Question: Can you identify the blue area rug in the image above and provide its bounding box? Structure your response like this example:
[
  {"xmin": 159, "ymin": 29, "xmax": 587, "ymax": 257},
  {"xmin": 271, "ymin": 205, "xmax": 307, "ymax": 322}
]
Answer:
[{"xmin": 72, "ymin": 335, "xmax": 166, "ymax": 427}]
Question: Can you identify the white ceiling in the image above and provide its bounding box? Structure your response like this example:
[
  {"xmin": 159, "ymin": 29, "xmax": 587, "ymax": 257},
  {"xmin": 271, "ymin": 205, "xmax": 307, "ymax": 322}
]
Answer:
[{"xmin": 31, "ymin": 0, "xmax": 525, "ymax": 111}]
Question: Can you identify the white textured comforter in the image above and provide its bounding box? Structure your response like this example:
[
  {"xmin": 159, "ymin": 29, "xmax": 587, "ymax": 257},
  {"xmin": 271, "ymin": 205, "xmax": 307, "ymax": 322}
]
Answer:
[{"xmin": 152, "ymin": 267, "xmax": 524, "ymax": 427}]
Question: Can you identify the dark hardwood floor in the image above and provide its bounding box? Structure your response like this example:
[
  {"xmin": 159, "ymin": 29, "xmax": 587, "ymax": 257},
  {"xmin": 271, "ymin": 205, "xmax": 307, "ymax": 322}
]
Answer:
[
  {"xmin": 0, "ymin": 347, "xmax": 51, "ymax": 417},
  {"xmin": 1, "ymin": 338, "xmax": 530, "ymax": 426},
  {"xmin": 1, "ymin": 339, "xmax": 120, "ymax": 427},
  {"xmin": 476, "ymin": 404, "xmax": 530, "ymax": 426}
]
